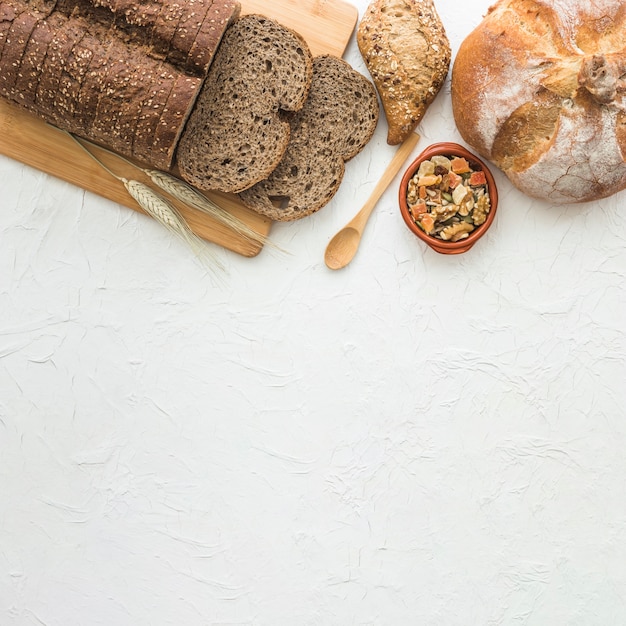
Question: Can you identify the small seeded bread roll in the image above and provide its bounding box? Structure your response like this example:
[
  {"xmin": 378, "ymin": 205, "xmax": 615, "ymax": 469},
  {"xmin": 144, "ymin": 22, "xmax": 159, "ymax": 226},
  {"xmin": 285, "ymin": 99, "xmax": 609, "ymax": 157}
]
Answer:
[
  {"xmin": 176, "ymin": 14, "xmax": 314, "ymax": 194},
  {"xmin": 238, "ymin": 55, "xmax": 379, "ymax": 221},
  {"xmin": 357, "ymin": 0, "xmax": 451, "ymax": 145}
]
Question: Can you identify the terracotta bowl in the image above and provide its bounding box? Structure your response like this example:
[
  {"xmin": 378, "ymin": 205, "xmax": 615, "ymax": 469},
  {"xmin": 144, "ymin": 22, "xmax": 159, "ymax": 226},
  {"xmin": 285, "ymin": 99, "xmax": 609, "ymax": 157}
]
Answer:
[{"xmin": 399, "ymin": 142, "xmax": 498, "ymax": 254}]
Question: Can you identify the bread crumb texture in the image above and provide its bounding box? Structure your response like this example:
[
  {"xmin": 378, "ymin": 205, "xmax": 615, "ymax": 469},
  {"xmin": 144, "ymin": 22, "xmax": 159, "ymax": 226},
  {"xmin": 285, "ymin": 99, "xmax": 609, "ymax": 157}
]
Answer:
[
  {"xmin": 237, "ymin": 55, "xmax": 379, "ymax": 221},
  {"xmin": 176, "ymin": 14, "xmax": 314, "ymax": 194},
  {"xmin": 451, "ymin": 0, "xmax": 626, "ymax": 204}
]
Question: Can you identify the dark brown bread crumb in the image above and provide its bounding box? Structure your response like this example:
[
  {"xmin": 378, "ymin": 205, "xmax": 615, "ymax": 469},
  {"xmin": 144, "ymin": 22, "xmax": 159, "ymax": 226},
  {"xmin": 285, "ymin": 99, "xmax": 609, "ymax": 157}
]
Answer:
[
  {"xmin": 238, "ymin": 55, "xmax": 379, "ymax": 221},
  {"xmin": 176, "ymin": 14, "xmax": 314, "ymax": 194}
]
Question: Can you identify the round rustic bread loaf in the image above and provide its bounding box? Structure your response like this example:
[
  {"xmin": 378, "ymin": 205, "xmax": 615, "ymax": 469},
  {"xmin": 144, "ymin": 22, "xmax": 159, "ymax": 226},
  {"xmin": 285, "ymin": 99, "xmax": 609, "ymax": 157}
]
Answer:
[{"xmin": 451, "ymin": 0, "xmax": 626, "ymax": 204}]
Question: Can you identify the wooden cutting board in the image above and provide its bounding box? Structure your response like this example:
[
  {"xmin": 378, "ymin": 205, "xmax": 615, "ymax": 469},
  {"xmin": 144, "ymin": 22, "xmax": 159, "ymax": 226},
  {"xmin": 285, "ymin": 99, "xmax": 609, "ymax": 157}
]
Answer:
[{"xmin": 0, "ymin": 0, "xmax": 359, "ymax": 258}]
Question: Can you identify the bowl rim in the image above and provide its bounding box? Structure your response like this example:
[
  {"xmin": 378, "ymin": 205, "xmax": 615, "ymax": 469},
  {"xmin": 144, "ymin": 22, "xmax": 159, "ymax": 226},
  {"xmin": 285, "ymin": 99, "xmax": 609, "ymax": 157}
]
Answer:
[{"xmin": 398, "ymin": 141, "xmax": 499, "ymax": 254}]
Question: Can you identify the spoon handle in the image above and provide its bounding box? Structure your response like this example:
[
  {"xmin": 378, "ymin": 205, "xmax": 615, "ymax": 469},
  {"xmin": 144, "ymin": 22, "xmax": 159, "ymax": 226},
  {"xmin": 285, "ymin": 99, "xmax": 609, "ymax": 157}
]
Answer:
[{"xmin": 352, "ymin": 131, "xmax": 421, "ymax": 230}]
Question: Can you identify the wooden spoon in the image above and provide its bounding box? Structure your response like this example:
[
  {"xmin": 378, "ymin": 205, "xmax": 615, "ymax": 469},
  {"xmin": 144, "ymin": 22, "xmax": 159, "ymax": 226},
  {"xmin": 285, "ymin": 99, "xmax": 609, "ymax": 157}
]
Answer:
[{"xmin": 324, "ymin": 132, "xmax": 420, "ymax": 270}]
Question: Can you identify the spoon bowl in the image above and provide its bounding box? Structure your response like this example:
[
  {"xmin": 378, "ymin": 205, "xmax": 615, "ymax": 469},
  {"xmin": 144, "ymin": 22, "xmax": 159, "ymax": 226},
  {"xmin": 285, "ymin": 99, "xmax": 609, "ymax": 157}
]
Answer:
[
  {"xmin": 324, "ymin": 226, "xmax": 361, "ymax": 270},
  {"xmin": 324, "ymin": 132, "xmax": 420, "ymax": 270}
]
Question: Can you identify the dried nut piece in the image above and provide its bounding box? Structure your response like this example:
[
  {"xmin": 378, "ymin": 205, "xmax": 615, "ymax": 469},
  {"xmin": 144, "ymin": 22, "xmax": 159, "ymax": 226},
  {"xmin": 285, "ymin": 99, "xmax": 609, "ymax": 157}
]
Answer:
[
  {"xmin": 440, "ymin": 221, "xmax": 474, "ymax": 241},
  {"xmin": 435, "ymin": 204, "xmax": 458, "ymax": 221},
  {"xmin": 473, "ymin": 194, "xmax": 490, "ymax": 225}
]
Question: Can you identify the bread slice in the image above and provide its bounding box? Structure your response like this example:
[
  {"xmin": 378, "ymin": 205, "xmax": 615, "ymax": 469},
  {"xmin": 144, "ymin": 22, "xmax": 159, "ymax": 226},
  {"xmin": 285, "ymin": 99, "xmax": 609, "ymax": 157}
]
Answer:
[
  {"xmin": 176, "ymin": 13, "xmax": 314, "ymax": 194},
  {"xmin": 238, "ymin": 55, "xmax": 379, "ymax": 221}
]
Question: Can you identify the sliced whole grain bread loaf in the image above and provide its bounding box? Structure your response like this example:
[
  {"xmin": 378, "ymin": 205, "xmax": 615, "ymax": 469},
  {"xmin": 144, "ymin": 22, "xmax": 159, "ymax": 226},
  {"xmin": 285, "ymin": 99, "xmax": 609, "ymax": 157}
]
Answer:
[
  {"xmin": 0, "ymin": 0, "xmax": 239, "ymax": 169},
  {"xmin": 176, "ymin": 13, "xmax": 314, "ymax": 194},
  {"xmin": 238, "ymin": 55, "xmax": 379, "ymax": 221}
]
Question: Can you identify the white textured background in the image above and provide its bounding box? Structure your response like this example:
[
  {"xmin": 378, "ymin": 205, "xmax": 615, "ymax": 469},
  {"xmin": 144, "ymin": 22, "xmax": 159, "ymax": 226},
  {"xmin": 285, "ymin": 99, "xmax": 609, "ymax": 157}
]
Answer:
[{"xmin": 2, "ymin": 0, "xmax": 626, "ymax": 624}]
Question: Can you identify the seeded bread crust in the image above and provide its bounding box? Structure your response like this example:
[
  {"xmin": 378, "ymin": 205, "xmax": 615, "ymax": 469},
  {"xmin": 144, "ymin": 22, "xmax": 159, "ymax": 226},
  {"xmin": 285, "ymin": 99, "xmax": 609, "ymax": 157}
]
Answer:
[
  {"xmin": 91, "ymin": 42, "xmax": 156, "ymax": 151},
  {"xmin": 167, "ymin": 0, "xmax": 212, "ymax": 68},
  {"xmin": 150, "ymin": 0, "xmax": 185, "ymax": 60},
  {"xmin": 0, "ymin": 9, "xmax": 40, "ymax": 98},
  {"xmin": 13, "ymin": 16, "xmax": 54, "ymax": 107},
  {"xmin": 66, "ymin": 0, "xmax": 238, "ymax": 75},
  {"xmin": 238, "ymin": 55, "xmax": 379, "ymax": 221},
  {"xmin": 176, "ymin": 14, "xmax": 314, "ymax": 194},
  {"xmin": 68, "ymin": 28, "xmax": 110, "ymax": 133},
  {"xmin": 187, "ymin": 0, "xmax": 239, "ymax": 74},
  {"xmin": 55, "ymin": 25, "xmax": 93, "ymax": 126},
  {"xmin": 0, "ymin": 3, "xmax": 18, "ymax": 61},
  {"xmin": 35, "ymin": 14, "xmax": 87, "ymax": 120},
  {"xmin": 150, "ymin": 72, "xmax": 202, "ymax": 168},
  {"xmin": 1, "ymin": 0, "xmax": 240, "ymax": 169},
  {"xmin": 132, "ymin": 62, "xmax": 178, "ymax": 162}
]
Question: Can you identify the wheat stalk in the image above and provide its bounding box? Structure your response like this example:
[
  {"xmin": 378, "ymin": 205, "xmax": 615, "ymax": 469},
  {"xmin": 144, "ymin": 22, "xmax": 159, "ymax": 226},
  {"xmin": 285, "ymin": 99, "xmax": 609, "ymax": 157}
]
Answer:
[
  {"xmin": 143, "ymin": 169, "xmax": 283, "ymax": 252},
  {"xmin": 122, "ymin": 178, "xmax": 224, "ymax": 270},
  {"xmin": 67, "ymin": 133, "xmax": 224, "ymax": 273},
  {"xmin": 64, "ymin": 131, "xmax": 281, "ymax": 252}
]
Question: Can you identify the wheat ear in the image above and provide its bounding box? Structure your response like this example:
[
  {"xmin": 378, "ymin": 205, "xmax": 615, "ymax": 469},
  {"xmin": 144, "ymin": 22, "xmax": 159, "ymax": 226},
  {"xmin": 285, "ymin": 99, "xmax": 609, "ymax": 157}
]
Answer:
[
  {"xmin": 143, "ymin": 169, "xmax": 284, "ymax": 253},
  {"xmin": 67, "ymin": 134, "xmax": 224, "ymax": 272},
  {"xmin": 63, "ymin": 132, "xmax": 281, "ymax": 253},
  {"xmin": 122, "ymin": 178, "xmax": 224, "ymax": 270}
]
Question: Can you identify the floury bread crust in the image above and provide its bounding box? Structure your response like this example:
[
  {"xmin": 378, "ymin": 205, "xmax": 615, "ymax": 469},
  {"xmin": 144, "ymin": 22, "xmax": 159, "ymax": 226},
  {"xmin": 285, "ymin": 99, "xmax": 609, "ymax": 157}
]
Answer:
[
  {"xmin": 176, "ymin": 14, "xmax": 314, "ymax": 194},
  {"xmin": 357, "ymin": 0, "xmax": 451, "ymax": 145},
  {"xmin": 451, "ymin": 0, "xmax": 626, "ymax": 204},
  {"xmin": 238, "ymin": 55, "xmax": 379, "ymax": 221}
]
